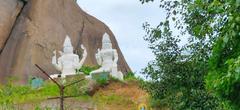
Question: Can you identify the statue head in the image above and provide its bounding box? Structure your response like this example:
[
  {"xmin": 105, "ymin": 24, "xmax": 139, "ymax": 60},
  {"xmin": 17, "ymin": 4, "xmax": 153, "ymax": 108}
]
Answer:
[
  {"xmin": 63, "ymin": 35, "xmax": 74, "ymax": 54},
  {"xmin": 102, "ymin": 33, "xmax": 112, "ymax": 49}
]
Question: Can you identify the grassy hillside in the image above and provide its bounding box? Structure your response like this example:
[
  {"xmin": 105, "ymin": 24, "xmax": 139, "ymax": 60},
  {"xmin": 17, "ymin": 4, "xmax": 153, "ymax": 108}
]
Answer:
[
  {"xmin": 0, "ymin": 76, "xmax": 150, "ymax": 110},
  {"xmin": 93, "ymin": 80, "xmax": 149, "ymax": 110}
]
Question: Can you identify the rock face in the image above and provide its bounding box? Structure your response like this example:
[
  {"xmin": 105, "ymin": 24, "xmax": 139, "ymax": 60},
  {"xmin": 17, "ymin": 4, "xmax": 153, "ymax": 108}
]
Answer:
[
  {"xmin": 0, "ymin": 0, "xmax": 131, "ymax": 83},
  {"xmin": 0, "ymin": 0, "xmax": 23, "ymax": 52}
]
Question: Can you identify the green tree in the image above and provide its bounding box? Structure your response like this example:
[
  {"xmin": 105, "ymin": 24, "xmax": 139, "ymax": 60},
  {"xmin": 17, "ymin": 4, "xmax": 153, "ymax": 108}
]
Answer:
[
  {"xmin": 141, "ymin": 20, "xmax": 219, "ymax": 110},
  {"xmin": 202, "ymin": 0, "xmax": 240, "ymax": 108},
  {"xmin": 139, "ymin": 0, "xmax": 240, "ymax": 109}
]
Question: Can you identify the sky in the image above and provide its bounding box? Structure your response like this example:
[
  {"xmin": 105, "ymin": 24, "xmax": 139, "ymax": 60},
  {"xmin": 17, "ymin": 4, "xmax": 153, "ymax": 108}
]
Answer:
[{"xmin": 77, "ymin": 0, "xmax": 166, "ymax": 76}]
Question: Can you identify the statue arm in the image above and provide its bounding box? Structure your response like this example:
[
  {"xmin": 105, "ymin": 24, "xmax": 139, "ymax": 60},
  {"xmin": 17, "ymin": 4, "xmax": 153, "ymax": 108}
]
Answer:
[
  {"xmin": 52, "ymin": 50, "xmax": 62, "ymax": 71},
  {"xmin": 78, "ymin": 44, "xmax": 87, "ymax": 68},
  {"xmin": 96, "ymin": 48, "xmax": 102, "ymax": 65}
]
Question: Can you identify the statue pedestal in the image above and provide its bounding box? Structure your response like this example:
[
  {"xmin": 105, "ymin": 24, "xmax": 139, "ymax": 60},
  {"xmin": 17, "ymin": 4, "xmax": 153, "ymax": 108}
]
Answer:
[
  {"xmin": 65, "ymin": 72, "xmax": 85, "ymax": 79},
  {"xmin": 91, "ymin": 72, "xmax": 109, "ymax": 81}
]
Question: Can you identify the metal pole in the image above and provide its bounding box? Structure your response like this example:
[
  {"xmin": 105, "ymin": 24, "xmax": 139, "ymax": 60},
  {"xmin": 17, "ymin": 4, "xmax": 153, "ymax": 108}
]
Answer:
[
  {"xmin": 35, "ymin": 64, "xmax": 63, "ymax": 110},
  {"xmin": 60, "ymin": 85, "xmax": 64, "ymax": 110},
  {"xmin": 35, "ymin": 64, "xmax": 61, "ymax": 88}
]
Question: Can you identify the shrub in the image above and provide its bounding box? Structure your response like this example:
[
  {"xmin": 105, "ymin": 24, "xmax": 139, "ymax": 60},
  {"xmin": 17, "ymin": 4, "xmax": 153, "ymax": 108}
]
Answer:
[
  {"xmin": 64, "ymin": 74, "xmax": 88, "ymax": 96},
  {"xmin": 76, "ymin": 66, "xmax": 100, "ymax": 75},
  {"xmin": 96, "ymin": 77, "xmax": 108, "ymax": 86},
  {"xmin": 124, "ymin": 72, "xmax": 135, "ymax": 80}
]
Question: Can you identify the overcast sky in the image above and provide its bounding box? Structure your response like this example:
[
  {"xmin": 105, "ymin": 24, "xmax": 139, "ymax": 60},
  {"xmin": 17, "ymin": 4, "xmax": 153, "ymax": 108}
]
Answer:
[{"xmin": 77, "ymin": 0, "xmax": 166, "ymax": 75}]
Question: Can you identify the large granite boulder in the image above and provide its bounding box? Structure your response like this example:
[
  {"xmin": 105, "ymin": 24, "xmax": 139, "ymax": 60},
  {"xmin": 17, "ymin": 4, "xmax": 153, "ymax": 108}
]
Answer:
[{"xmin": 0, "ymin": 0, "xmax": 131, "ymax": 84}]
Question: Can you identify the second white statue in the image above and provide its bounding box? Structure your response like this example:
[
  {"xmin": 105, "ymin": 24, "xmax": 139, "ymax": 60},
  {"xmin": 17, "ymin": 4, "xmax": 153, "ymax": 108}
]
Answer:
[{"xmin": 88, "ymin": 33, "xmax": 124, "ymax": 80}]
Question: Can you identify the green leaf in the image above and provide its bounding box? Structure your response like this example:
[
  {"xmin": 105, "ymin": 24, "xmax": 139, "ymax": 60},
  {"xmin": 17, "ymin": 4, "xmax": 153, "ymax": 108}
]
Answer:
[
  {"xmin": 235, "ymin": 67, "xmax": 240, "ymax": 73},
  {"xmin": 237, "ymin": 0, "xmax": 240, "ymax": 6},
  {"xmin": 223, "ymin": 36, "xmax": 229, "ymax": 44},
  {"xmin": 193, "ymin": 25, "xmax": 201, "ymax": 36}
]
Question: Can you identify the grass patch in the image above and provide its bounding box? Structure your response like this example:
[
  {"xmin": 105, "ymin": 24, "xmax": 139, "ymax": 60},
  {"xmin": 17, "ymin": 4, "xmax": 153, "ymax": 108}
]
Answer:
[
  {"xmin": 0, "ymin": 75, "xmax": 88, "ymax": 106},
  {"xmin": 93, "ymin": 93, "xmax": 135, "ymax": 110},
  {"xmin": 64, "ymin": 74, "xmax": 89, "ymax": 96},
  {"xmin": 96, "ymin": 77, "xmax": 109, "ymax": 86},
  {"xmin": 0, "ymin": 81, "xmax": 59, "ymax": 105},
  {"xmin": 74, "ymin": 95, "xmax": 92, "ymax": 102},
  {"xmin": 124, "ymin": 72, "xmax": 138, "ymax": 81}
]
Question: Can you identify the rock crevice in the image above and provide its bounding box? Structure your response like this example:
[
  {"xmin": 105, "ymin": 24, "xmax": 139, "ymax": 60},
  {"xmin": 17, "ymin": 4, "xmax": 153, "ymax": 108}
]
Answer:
[
  {"xmin": 1, "ymin": 1, "xmax": 27, "ymax": 53},
  {"xmin": 0, "ymin": 0, "xmax": 24, "ymax": 53}
]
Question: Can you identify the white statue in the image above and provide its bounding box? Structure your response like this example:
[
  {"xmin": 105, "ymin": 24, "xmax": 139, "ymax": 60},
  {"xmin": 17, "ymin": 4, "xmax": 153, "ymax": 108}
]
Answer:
[
  {"xmin": 89, "ymin": 33, "xmax": 124, "ymax": 80},
  {"xmin": 51, "ymin": 35, "xmax": 87, "ymax": 79}
]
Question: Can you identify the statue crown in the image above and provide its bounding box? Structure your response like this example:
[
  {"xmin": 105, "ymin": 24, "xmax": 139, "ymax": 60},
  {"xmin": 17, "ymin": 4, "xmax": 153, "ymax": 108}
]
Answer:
[
  {"xmin": 64, "ymin": 35, "xmax": 73, "ymax": 47},
  {"xmin": 102, "ymin": 33, "xmax": 111, "ymax": 43}
]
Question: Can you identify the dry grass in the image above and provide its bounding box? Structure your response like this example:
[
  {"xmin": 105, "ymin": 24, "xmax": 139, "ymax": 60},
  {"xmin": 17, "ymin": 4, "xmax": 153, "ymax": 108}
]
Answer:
[{"xmin": 93, "ymin": 80, "xmax": 150, "ymax": 110}]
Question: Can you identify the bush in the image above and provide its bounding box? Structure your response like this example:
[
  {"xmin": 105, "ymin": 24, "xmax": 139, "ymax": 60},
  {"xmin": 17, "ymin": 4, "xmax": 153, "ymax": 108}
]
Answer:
[
  {"xmin": 124, "ymin": 72, "xmax": 135, "ymax": 80},
  {"xmin": 76, "ymin": 66, "xmax": 100, "ymax": 75},
  {"xmin": 97, "ymin": 79, "xmax": 108, "ymax": 86},
  {"xmin": 64, "ymin": 74, "xmax": 88, "ymax": 96}
]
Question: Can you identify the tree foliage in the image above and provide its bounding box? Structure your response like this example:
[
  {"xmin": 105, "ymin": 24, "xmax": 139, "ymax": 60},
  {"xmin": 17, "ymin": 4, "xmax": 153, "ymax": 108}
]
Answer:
[
  {"xmin": 140, "ymin": 0, "xmax": 240, "ymax": 109},
  {"xmin": 141, "ymin": 20, "xmax": 219, "ymax": 109}
]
